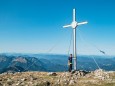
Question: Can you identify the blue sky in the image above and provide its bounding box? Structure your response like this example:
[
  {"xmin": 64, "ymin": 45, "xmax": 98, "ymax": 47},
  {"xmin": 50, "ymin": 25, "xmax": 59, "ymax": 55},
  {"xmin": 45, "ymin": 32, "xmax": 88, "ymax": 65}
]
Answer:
[{"xmin": 0, "ymin": 0, "xmax": 115, "ymax": 55}]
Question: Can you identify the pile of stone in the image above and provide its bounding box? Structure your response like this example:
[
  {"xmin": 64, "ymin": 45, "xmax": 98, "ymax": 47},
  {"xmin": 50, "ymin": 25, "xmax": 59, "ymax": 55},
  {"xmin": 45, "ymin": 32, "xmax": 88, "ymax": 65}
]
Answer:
[
  {"xmin": 71, "ymin": 70, "xmax": 89, "ymax": 77},
  {"xmin": 54, "ymin": 70, "xmax": 88, "ymax": 85},
  {"xmin": 93, "ymin": 69, "xmax": 110, "ymax": 80}
]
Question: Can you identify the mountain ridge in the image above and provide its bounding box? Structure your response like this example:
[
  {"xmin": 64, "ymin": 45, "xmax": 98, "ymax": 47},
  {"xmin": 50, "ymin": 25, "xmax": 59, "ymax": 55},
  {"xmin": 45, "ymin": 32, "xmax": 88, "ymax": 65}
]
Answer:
[{"xmin": 0, "ymin": 54, "xmax": 115, "ymax": 74}]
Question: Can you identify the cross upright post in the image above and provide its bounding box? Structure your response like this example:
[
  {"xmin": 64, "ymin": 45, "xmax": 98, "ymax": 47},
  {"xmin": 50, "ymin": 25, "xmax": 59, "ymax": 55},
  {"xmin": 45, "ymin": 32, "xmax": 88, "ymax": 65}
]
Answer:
[{"xmin": 63, "ymin": 8, "xmax": 88, "ymax": 71}]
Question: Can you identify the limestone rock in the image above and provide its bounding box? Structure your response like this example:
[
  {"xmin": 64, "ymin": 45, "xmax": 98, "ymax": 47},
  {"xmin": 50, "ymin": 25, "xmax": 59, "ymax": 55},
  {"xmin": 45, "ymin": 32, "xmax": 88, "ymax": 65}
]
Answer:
[
  {"xmin": 47, "ymin": 72, "xmax": 57, "ymax": 76},
  {"xmin": 69, "ymin": 80, "xmax": 75, "ymax": 85}
]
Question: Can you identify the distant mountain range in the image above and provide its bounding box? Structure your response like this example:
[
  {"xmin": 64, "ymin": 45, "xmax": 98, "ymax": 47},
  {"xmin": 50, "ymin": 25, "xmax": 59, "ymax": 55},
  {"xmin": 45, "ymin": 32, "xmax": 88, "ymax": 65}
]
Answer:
[{"xmin": 0, "ymin": 54, "xmax": 115, "ymax": 73}]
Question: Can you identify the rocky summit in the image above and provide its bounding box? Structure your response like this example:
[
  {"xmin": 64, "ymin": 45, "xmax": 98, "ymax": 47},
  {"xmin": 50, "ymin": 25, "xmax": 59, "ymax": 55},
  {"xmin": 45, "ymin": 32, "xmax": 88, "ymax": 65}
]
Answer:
[{"xmin": 0, "ymin": 69, "xmax": 115, "ymax": 86}]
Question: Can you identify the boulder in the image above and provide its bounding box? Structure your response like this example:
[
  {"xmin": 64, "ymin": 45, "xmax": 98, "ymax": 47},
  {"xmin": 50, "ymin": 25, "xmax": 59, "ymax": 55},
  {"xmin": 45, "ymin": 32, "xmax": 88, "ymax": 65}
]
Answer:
[
  {"xmin": 69, "ymin": 80, "xmax": 75, "ymax": 85},
  {"xmin": 47, "ymin": 72, "xmax": 57, "ymax": 76}
]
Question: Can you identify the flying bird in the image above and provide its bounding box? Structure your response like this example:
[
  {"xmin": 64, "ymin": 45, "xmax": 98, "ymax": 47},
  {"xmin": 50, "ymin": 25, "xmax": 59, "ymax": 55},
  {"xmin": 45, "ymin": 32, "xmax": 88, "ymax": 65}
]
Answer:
[{"xmin": 99, "ymin": 50, "xmax": 105, "ymax": 54}]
